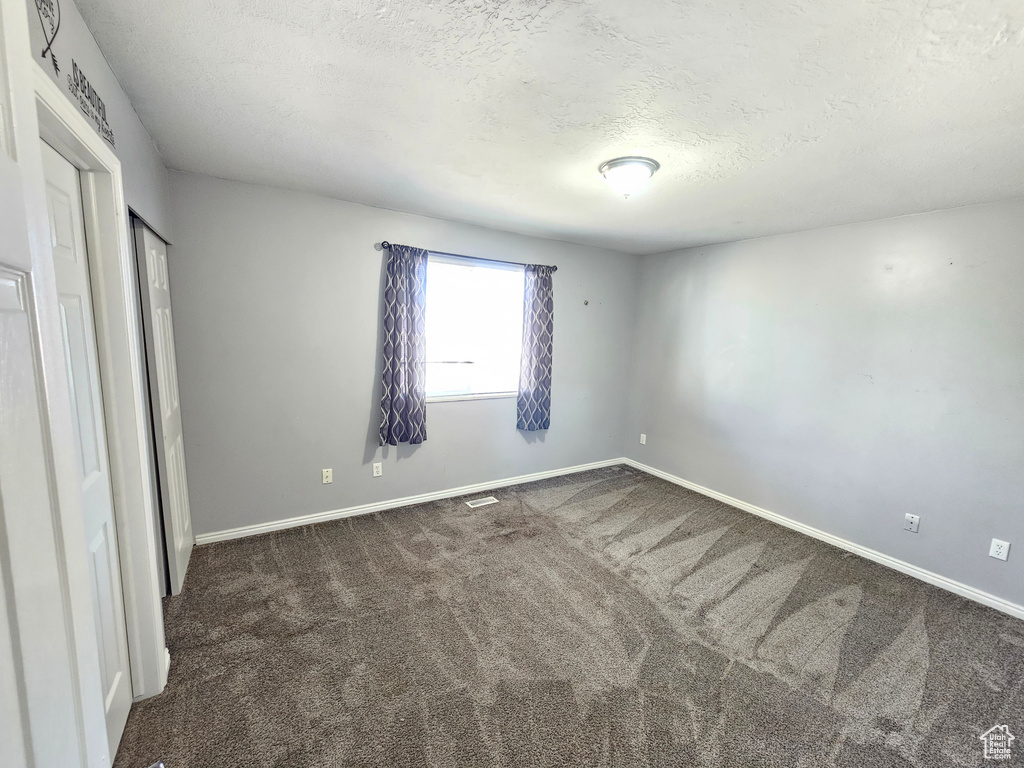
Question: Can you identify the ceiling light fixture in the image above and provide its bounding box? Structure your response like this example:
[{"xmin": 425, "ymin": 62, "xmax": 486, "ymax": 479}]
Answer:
[{"xmin": 599, "ymin": 156, "xmax": 660, "ymax": 198}]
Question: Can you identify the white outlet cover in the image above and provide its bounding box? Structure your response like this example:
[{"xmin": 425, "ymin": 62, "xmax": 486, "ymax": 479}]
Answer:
[
  {"xmin": 903, "ymin": 514, "xmax": 920, "ymax": 533},
  {"xmin": 990, "ymin": 539, "xmax": 1010, "ymax": 561},
  {"xmin": 640, "ymin": 433, "xmax": 646, "ymax": 445},
  {"xmin": 322, "ymin": 468, "xmax": 332, "ymax": 484},
  {"xmin": 372, "ymin": 462, "xmax": 383, "ymax": 477}
]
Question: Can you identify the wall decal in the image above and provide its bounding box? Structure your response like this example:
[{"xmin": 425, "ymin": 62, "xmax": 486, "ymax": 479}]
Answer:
[
  {"xmin": 30, "ymin": 0, "xmax": 115, "ymax": 148},
  {"xmin": 68, "ymin": 60, "xmax": 115, "ymax": 148},
  {"xmin": 35, "ymin": 0, "xmax": 60, "ymax": 75}
]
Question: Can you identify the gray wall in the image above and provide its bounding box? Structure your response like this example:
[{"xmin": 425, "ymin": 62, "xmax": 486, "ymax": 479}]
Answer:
[
  {"xmin": 626, "ymin": 198, "xmax": 1024, "ymax": 606},
  {"xmin": 167, "ymin": 172, "xmax": 639, "ymax": 537},
  {"xmin": 28, "ymin": 0, "xmax": 172, "ymax": 239}
]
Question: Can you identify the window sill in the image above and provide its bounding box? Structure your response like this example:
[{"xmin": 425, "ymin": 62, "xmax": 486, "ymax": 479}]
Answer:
[{"xmin": 427, "ymin": 392, "xmax": 517, "ymax": 403}]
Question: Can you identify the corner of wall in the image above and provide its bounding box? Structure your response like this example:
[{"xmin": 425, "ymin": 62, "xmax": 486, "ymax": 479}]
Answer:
[{"xmin": 620, "ymin": 251, "xmax": 648, "ymax": 461}]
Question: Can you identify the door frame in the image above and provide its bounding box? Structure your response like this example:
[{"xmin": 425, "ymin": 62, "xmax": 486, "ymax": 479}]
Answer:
[{"xmin": 33, "ymin": 63, "xmax": 168, "ymax": 704}]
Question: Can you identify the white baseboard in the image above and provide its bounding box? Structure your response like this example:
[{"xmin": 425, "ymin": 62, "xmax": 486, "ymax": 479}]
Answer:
[
  {"xmin": 622, "ymin": 458, "xmax": 1024, "ymax": 621},
  {"xmin": 194, "ymin": 454, "xmax": 1024, "ymax": 622},
  {"xmin": 194, "ymin": 458, "xmax": 626, "ymax": 545}
]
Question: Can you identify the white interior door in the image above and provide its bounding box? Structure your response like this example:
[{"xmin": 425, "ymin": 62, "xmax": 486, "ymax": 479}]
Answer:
[
  {"xmin": 0, "ymin": 201, "xmax": 43, "ymax": 768},
  {"xmin": 135, "ymin": 221, "xmax": 194, "ymax": 594},
  {"xmin": 41, "ymin": 139, "xmax": 133, "ymax": 755}
]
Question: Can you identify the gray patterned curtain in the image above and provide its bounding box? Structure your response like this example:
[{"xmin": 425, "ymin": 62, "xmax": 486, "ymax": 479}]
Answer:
[
  {"xmin": 379, "ymin": 244, "xmax": 429, "ymax": 445},
  {"xmin": 517, "ymin": 265, "xmax": 555, "ymax": 431}
]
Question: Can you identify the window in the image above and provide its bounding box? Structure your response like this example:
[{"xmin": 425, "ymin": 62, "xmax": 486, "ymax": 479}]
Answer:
[{"xmin": 425, "ymin": 254, "xmax": 524, "ymax": 399}]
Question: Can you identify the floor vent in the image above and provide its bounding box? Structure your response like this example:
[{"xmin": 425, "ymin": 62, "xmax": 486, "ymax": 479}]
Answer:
[{"xmin": 465, "ymin": 496, "xmax": 499, "ymax": 508}]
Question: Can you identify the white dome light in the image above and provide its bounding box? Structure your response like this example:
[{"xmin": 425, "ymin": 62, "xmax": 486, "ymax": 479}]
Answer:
[{"xmin": 599, "ymin": 156, "xmax": 660, "ymax": 198}]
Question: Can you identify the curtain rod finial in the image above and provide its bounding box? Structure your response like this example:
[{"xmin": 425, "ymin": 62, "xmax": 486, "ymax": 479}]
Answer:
[{"xmin": 378, "ymin": 241, "xmax": 391, "ymax": 251}]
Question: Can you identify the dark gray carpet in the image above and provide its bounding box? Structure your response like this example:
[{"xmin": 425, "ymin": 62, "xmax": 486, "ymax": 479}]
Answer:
[{"xmin": 114, "ymin": 465, "xmax": 1024, "ymax": 767}]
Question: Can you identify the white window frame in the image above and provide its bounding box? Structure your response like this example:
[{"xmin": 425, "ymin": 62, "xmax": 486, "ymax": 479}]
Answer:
[
  {"xmin": 427, "ymin": 391, "xmax": 517, "ymax": 403},
  {"xmin": 424, "ymin": 253, "xmax": 523, "ymax": 403}
]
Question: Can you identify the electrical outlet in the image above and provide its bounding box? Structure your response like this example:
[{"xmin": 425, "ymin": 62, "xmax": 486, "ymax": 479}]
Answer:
[
  {"xmin": 322, "ymin": 468, "xmax": 332, "ymax": 484},
  {"xmin": 903, "ymin": 513, "xmax": 920, "ymax": 533},
  {"xmin": 640, "ymin": 433, "xmax": 646, "ymax": 445},
  {"xmin": 990, "ymin": 539, "xmax": 1010, "ymax": 561},
  {"xmin": 372, "ymin": 462, "xmax": 383, "ymax": 478}
]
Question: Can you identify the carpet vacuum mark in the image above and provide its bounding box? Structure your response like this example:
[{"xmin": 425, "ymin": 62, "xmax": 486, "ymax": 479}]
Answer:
[{"xmin": 114, "ymin": 466, "xmax": 1024, "ymax": 768}]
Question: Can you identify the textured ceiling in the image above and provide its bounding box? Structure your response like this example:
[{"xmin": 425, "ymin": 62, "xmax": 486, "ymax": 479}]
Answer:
[{"xmin": 77, "ymin": 0, "xmax": 1024, "ymax": 254}]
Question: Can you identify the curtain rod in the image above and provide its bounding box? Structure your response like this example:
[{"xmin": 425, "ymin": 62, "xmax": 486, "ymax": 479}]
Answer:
[{"xmin": 380, "ymin": 241, "xmax": 557, "ymax": 273}]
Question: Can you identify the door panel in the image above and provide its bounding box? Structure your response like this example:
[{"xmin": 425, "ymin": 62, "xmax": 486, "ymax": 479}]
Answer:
[
  {"xmin": 88, "ymin": 520, "xmax": 125, "ymax": 706},
  {"xmin": 0, "ymin": 269, "xmax": 39, "ymax": 768},
  {"xmin": 136, "ymin": 222, "xmax": 194, "ymax": 594},
  {"xmin": 41, "ymin": 139, "xmax": 132, "ymax": 756},
  {"xmin": 0, "ymin": 263, "xmax": 95, "ymax": 766},
  {"xmin": 168, "ymin": 433, "xmax": 188, "ymax": 544},
  {"xmin": 59, "ymin": 294, "xmax": 102, "ymax": 476}
]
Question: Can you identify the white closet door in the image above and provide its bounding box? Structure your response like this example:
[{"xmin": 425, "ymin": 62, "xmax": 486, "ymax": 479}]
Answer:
[
  {"xmin": 135, "ymin": 221, "xmax": 194, "ymax": 594},
  {"xmin": 0, "ymin": 192, "xmax": 40, "ymax": 768},
  {"xmin": 41, "ymin": 139, "xmax": 133, "ymax": 755}
]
